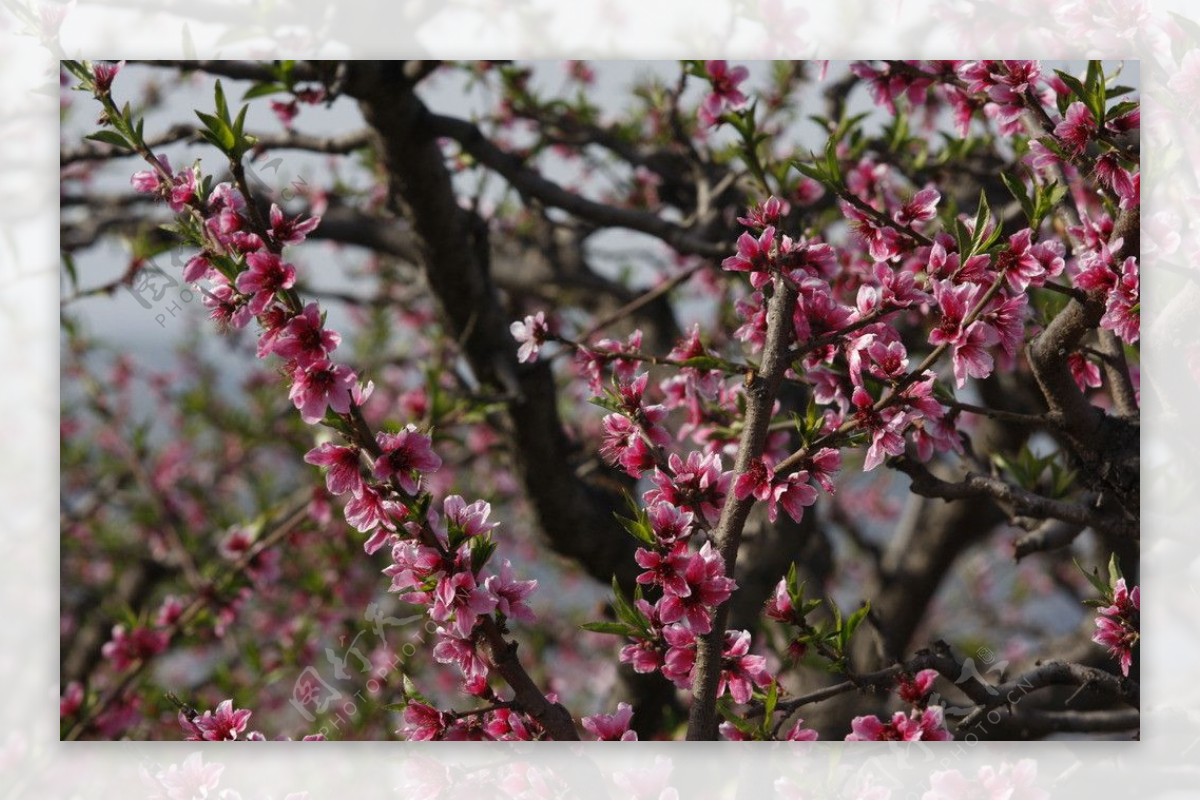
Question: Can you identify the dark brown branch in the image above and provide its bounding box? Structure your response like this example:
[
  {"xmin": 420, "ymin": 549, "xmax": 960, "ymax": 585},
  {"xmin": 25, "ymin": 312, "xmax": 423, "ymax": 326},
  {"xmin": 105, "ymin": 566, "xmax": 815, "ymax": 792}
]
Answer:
[
  {"xmin": 1014, "ymin": 517, "xmax": 1086, "ymax": 560},
  {"xmin": 891, "ymin": 455, "xmax": 1133, "ymax": 538},
  {"xmin": 686, "ymin": 276, "xmax": 798, "ymax": 740},
  {"xmin": 421, "ymin": 112, "xmax": 728, "ymax": 260}
]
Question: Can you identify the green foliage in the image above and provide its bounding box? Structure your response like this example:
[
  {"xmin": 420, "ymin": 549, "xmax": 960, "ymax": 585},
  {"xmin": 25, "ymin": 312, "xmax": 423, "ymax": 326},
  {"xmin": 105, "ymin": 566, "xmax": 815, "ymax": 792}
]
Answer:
[
  {"xmin": 195, "ymin": 80, "xmax": 256, "ymax": 160},
  {"xmin": 992, "ymin": 444, "xmax": 1076, "ymax": 498}
]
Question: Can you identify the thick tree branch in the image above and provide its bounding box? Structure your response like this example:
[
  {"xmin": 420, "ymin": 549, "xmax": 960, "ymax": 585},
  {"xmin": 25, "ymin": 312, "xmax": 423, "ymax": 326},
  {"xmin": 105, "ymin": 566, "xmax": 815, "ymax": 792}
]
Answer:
[{"xmin": 686, "ymin": 276, "xmax": 798, "ymax": 740}]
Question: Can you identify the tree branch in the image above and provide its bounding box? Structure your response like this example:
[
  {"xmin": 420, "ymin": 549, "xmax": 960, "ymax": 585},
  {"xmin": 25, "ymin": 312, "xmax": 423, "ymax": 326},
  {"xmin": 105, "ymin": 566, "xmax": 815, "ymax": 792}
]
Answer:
[
  {"xmin": 890, "ymin": 455, "xmax": 1134, "ymax": 539},
  {"xmin": 422, "ymin": 111, "xmax": 728, "ymax": 260},
  {"xmin": 686, "ymin": 276, "xmax": 798, "ymax": 740}
]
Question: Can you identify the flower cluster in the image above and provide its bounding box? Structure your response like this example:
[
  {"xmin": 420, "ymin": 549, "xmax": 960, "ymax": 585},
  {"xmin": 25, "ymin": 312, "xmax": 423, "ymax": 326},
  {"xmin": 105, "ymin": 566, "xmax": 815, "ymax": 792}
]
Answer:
[
  {"xmin": 845, "ymin": 706, "xmax": 952, "ymax": 741},
  {"xmin": 178, "ymin": 699, "xmax": 325, "ymax": 741},
  {"xmin": 1093, "ymin": 578, "xmax": 1140, "ymax": 677},
  {"xmin": 106, "ymin": 64, "xmax": 556, "ymax": 740}
]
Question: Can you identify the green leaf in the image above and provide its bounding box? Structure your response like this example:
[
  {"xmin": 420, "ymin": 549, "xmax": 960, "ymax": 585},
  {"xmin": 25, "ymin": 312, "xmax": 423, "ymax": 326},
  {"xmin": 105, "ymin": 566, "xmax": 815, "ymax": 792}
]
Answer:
[
  {"xmin": 84, "ymin": 130, "xmax": 131, "ymax": 150},
  {"xmin": 1075, "ymin": 558, "xmax": 1112, "ymax": 597},
  {"xmin": 715, "ymin": 699, "xmax": 760, "ymax": 737},
  {"xmin": 1108, "ymin": 553, "xmax": 1122, "ymax": 587},
  {"xmin": 214, "ymin": 79, "xmax": 230, "ymax": 123},
  {"xmin": 763, "ymin": 680, "xmax": 779, "ymax": 722},
  {"xmin": 195, "ymin": 110, "xmax": 236, "ymax": 152},
  {"xmin": 823, "ymin": 136, "xmax": 843, "ymax": 188},
  {"xmin": 233, "ymin": 104, "xmax": 250, "ymax": 141},
  {"xmin": 969, "ymin": 189, "xmax": 992, "ymax": 257},
  {"xmin": 680, "ymin": 355, "xmax": 725, "ymax": 372},
  {"xmin": 843, "ymin": 602, "xmax": 870, "ymax": 649},
  {"xmin": 792, "ymin": 159, "xmax": 828, "ymax": 185},
  {"xmin": 610, "ymin": 577, "xmax": 641, "ymax": 631},
  {"xmin": 243, "ymin": 82, "xmax": 288, "ymax": 101},
  {"xmin": 62, "ymin": 252, "xmax": 79, "ymax": 295},
  {"xmin": 1000, "ymin": 171, "xmax": 1034, "ymax": 224},
  {"xmin": 581, "ymin": 620, "xmax": 634, "ymax": 636},
  {"xmin": 1054, "ymin": 70, "xmax": 1088, "ymax": 105}
]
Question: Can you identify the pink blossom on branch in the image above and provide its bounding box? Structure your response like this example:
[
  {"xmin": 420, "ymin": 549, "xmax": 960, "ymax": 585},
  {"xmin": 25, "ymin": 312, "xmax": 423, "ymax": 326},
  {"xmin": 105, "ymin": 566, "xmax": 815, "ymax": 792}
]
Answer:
[
  {"xmin": 1093, "ymin": 578, "xmax": 1140, "ymax": 677},
  {"xmin": 699, "ymin": 60, "xmax": 749, "ymax": 128},
  {"xmin": 846, "ymin": 706, "xmax": 952, "ymax": 741},
  {"xmin": 582, "ymin": 702, "xmax": 638, "ymax": 741},
  {"xmin": 510, "ymin": 311, "xmax": 550, "ymax": 363},
  {"xmin": 178, "ymin": 699, "xmax": 253, "ymax": 741},
  {"xmin": 373, "ymin": 425, "xmax": 442, "ymax": 495}
]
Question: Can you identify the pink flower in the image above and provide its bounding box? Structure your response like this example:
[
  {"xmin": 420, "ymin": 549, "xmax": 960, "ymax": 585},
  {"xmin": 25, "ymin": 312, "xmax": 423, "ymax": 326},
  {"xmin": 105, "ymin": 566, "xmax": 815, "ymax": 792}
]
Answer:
[
  {"xmin": 485, "ymin": 560, "xmax": 538, "ymax": 623},
  {"xmin": 771, "ymin": 471, "xmax": 818, "ymax": 524},
  {"xmin": 924, "ymin": 759, "xmax": 1048, "ymax": 800},
  {"xmin": 656, "ymin": 542, "xmax": 736, "ymax": 634},
  {"xmin": 851, "ymin": 386, "xmax": 908, "ymax": 471},
  {"xmin": 646, "ymin": 501, "xmax": 694, "ymax": 545},
  {"xmin": 483, "ymin": 708, "xmax": 537, "ymax": 741},
  {"xmin": 510, "ymin": 311, "xmax": 549, "ymax": 363},
  {"xmin": 289, "ymin": 359, "xmax": 358, "ymax": 423},
  {"xmin": 722, "ymin": 226, "xmax": 776, "ymax": 287},
  {"xmin": 344, "ymin": 484, "xmax": 402, "ymax": 539},
  {"xmin": 660, "ymin": 624, "xmax": 697, "ymax": 688},
  {"xmin": 764, "ymin": 577, "xmax": 798, "ymax": 624},
  {"xmin": 155, "ymin": 595, "xmax": 185, "ymax": 628},
  {"xmin": 894, "ymin": 188, "xmax": 940, "ymax": 227},
  {"xmin": 180, "ymin": 700, "xmax": 253, "ymax": 741},
  {"xmin": 101, "ymin": 624, "xmax": 168, "ymax": 671},
  {"xmin": 431, "ymin": 571, "xmax": 498, "ymax": 637},
  {"xmin": 1069, "ymin": 353, "xmax": 1102, "ymax": 391},
  {"xmin": 182, "ymin": 253, "xmax": 212, "ymax": 283},
  {"xmin": 842, "ymin": 202, "xmax": 905, "ymax": 262},
  {"xmin": 269, "ymin": 302, "xmax": 340, "ymax": 367},
  {"xmin": 304, "ymin": 442, "xmax": 364, "ymax": 497},
  {"xmin": 432, "ymin": 628, "xmax": 490, "ymax": 682},
  {"xmin": 91, "ymin": 60, "xmax": 123, "ymax": 94},
  {"xmin": 1099, "ymin": 257, "xmax": 1139, "ymax": 345},
  {"xmin": 575, "ymin": 329, "xmax": 643, "ymax": 394},
  {"xmin": 271, "ymin": 99, "xmax": 299, "ymax": 128},
  {"xmin": 717, "ymin": 630, "xmax": 772, "ymax": 704},
  {"xmin": 699, "ymin": 60, "xmax": 749, "ymax": 127},
  {"xmin": 384, "ymin": 539, "xmax": 443, "ymax": 598},
  {"xmin": 236, "ymin": 252, "xmax": 296, "ymax": 315},
  {"xmin": 444, "ymin": 495, "xmax": 498, "ymax": 539},
  {"xmin": 635, "ymin": 542, "xmax": 693, "ymax": 598},
  {"xmin": 168, "ymin": 167, "xmax": 197, "ymax": 213},
  {"xmin": 929, "ymin": 281, "xmax": 1000, "ymax": 388},
  {"xmin": 200, "ymin": 277, "xmax": 252, "ymax": 330},
  {"xmin": 1093, "ymin": 578, "xmax": 1139, "ymax": 676},
  {"xmin": 599, "ymin": 413, "xmax": 658, "ymax": 478},
  {"xmin": 1054, "ymin": 101, "xmax": 1097, "ymax": 156},
  {"xmin": 645, "ymin": 450, "xmax": 730, "ymax": 524},
  {"xmin": 145, "ymin": 752, "xmax": 225, "ymax": 799},
  {"xmin": 131, "ymin": 155, "xmax": 170, "ymax": 194},
  {"xmin": 582, "ymin": 702, "xmax": 638, "ymax": 741},
  {"xmin": 60, "ymin": 682, "xmax": 84, "ymax": 718},
  {"xmin": 399, "ymin": 702, "xmax": 447, "ymax": 741},
  {"xmin": 268, "ymin": 203, "xmax": 321, "ymax": 246},
  {"xmin": 737, "ymin": 196, "xmax": 790, "ymax": 230},
  {"xmin": 733, "ymin": 459, "xmax": 818, "ymax": 523},
  {"xmin": 784, "ymin": 718, "xmax": 819, "ymax": 741},
  {"xmin": 896, "ymin": 669, "xmax": 939, "ymax": 705},
  {"xmin": 374, "ymin": 426, "xmax": 442, "ymax": 495},
  {"xmin": 847, "ymin": 706, "xmax": 952, "ymax": 741}
]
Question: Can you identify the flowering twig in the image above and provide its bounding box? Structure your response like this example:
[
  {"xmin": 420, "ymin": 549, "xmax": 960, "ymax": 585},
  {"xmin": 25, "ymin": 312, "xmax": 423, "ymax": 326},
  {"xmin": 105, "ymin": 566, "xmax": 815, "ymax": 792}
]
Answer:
[{"xmin": 686, "ymin": 275, "xmax": 797, "ymax": 740}]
